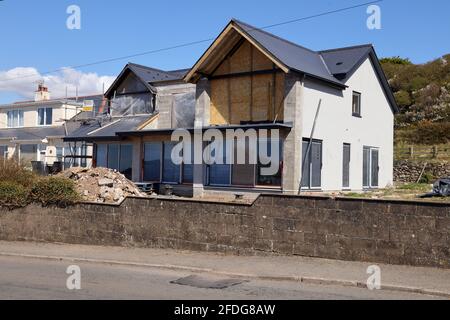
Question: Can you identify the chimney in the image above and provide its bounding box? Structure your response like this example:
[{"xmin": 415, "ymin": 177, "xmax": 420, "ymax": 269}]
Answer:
[{"xmin": 34, "ymin": 83, "xmax": 50, "ymax": 102}]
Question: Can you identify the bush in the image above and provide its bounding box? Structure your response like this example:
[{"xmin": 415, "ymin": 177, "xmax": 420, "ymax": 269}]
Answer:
[
  {"xmin": 0, "ymin": 181, "xmax": 29, "ymax": 208},
  {"xmin": 0, "ymin": 157, "xmax": 36, "ymax": 188},
  {"xmin": 29, "ymin": 177, "xmax": 80, "ymax": 207}
]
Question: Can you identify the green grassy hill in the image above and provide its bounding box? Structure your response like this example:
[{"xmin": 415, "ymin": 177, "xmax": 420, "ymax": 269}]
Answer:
[{"xmin": 381, "ymin": 55, "xmax": 450, "ymax": 145}]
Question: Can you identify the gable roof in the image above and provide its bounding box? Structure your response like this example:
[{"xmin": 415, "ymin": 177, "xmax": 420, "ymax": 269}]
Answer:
[
  {"xmin": 184, "ymin": 19, "xmax": 398, "ymax": 113},
  {"xmin": 105, "ymin": 63, "xmax": 190, "ymax": 98}
]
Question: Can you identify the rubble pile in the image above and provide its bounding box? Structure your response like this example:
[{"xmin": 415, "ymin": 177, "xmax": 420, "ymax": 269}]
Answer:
[{"xmin": 59, "ymin": 167, "xmax": 146, "ymax": 203}]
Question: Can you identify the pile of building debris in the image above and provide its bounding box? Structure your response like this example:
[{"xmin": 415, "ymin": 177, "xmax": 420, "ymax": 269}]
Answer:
[{"xmin": 59, "ymin": 167, "xmax": 146, "ymax": 203}]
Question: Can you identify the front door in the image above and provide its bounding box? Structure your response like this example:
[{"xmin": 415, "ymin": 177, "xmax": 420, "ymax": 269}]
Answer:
[{"xmin": 301, "ymin": 139, "xmax": 323, "ymax": 190}]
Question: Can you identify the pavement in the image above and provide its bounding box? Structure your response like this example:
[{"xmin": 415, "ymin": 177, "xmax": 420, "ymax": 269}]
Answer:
[{"xmin": 0, "ymin": 241, "xmax": 449, "ymax": 299}]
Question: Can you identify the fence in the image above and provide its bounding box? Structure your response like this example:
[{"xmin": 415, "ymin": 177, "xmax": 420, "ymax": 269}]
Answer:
[{"xmin": 395, "ymin": 145, "xmax": 450, "ymax": 162}]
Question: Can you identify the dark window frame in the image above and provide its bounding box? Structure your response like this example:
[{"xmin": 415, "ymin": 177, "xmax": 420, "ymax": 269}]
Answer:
[
  {"xmin": 352, "ymin": 91, "xmax": 362, "ymax": 118},
  {"xmin": 301, "ymin": 138, "xmax": 323, "ymax": 190}
]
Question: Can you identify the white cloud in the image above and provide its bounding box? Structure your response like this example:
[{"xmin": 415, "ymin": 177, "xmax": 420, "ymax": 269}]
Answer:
[{"xmin": 0, "ymin": 67, "xmax": 115, "ymax": 100}]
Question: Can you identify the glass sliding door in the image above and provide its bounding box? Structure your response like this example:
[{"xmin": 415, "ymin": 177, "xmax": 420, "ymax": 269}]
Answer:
[
  {"xmin": 143, "ymin": 142, "xmax": 162, "ymax": 182},
  {"xmin": 162, "ymin": 142, "xmax": 180, "ymax": 183},
  {"xmin": 208, "ymin": 140, "xmax": 231, "ymax": 186},
  {"xmin": 119, "ymin": 145, "xmax": 133, "ymax": 180},
  {"xmin": 343, "ymin": 143, "xmax": 351, "ymax": 189},
  {"xmin": 363, "ymin": 146, "xmax": 379, "ymax": 189}
]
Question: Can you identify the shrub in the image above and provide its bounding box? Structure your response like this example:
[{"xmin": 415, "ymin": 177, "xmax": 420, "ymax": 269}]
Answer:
[
  {"xmin": 0, "ymin": 157, "xmax": 36, "ymax": 188},
  {"xmin": 29, "ymin": 177, "xmax": 80, "ymax": 207},
  {"xmin": 0, "ymin": 181, "xmax": 29, "ymax": 208}
]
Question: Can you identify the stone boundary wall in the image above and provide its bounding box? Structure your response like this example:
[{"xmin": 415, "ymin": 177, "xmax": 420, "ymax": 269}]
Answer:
[
  {"xmin": 0, "ymin": 195, "xmax": 449, "ymax": 268},
  {"xmin": 394, "ymin": 160, "xmax": 450, "ymax": 183}
]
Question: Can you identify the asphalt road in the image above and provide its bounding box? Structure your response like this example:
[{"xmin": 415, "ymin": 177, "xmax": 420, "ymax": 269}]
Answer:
[{"xmin": 0, "ymin": 256, "xmax": 441, "ymax": 300}]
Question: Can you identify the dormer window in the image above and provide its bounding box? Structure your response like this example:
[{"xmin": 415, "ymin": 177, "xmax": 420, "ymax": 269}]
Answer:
[
  {"xmin": 7, "ymin": 110, "xmax": 24, "ymax": 128},
  {"xmin": 352, "ymin": 91, "xmax": 361, "ymax": 117},
  {"xmin": 38, "ymin": 107, "xmax": 53, "ymax": 126}
]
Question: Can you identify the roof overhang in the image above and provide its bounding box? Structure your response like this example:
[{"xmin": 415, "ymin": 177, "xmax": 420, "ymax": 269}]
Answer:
[
  {"xmin": 117, "ymin": 123, "xmax": 293, "ymax": 137},
  {"xmin": 184, "ymin": 21, "xmax": 289, "ymax": 83},
  {"xmin": 104, "ymin": 64, "xmax": 157, "ymax": 98}
]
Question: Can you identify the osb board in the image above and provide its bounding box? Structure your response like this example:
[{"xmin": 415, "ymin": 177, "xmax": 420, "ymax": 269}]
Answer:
[
  {"xmin": 229, "ymin": 41, "xmax": 252, "ymax": 74},
  {"xmin": 213, "ymin": 39, "xmax": 275, "ymax": 76},
  {"xmin": 252, "ymin": 46, "xmax": 274, "ymax": 71},
  {"xmin": 230, "ymin": 75, "xmax": 252, "ymax": 124},
  {"xmin": 210, "ymin": 78, "xmax": 230, "ymax": 125},
  {"xmin": 252, "ymin": 74, "xmax": 272, "ymax": 121}
]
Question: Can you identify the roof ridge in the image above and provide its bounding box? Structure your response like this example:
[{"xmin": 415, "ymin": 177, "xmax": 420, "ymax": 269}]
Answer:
[
  {"xmin": 319, "ymin": 44, "xmax": 373, "ymax": 53},
  {"xmin": 128, "ymin": 62, "xmax": 173, "ymax": 75},
  {"xmin": 231, "ymin": 18, "xmax": 318, "ymax": 54}
]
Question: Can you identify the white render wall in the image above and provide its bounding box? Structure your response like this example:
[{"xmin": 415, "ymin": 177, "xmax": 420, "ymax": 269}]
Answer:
[{"xmin": 301, "ymin": 57, "xmax": 394, "ymax": 191}]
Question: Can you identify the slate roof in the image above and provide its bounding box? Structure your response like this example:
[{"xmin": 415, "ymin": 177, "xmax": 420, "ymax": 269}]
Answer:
[
  {"xmin": 0, "ymin": 126, "xmax": 66, "ymax": 141},
  {"xmin": 128, "ymin": 63, "xmax": 187, "ymax": 83},
  {"xmin": 64, "ymin": 115, "xmax": 153, "ymax": 142},
  {"xmin": 233, "ymin": 19, "xmax": 344, "ymax": 87},
  {"xmin": 319, "ymin": 44, "xmax": 374, "ymax": 82},
  {"xmin": 186, "ymin": 19, "xmax": 398, "ymax": 113}
]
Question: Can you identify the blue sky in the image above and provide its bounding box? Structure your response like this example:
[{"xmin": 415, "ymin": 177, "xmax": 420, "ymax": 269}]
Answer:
[{"xmin": 0, "ymin": 0, "xmax": 449, "ymax": 103}]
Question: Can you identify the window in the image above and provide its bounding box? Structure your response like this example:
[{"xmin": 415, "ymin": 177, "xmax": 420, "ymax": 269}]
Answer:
[
  {"xmin": 38, "ymin": 108, "xmax": 53, "ymax": 126},
  {"xmin": 119, "ymin": 145, "xmax": 133, "ymax": 180},
  {"xmin": 182, "ymin": 143, "xmax": 194, "ymax": 184},
  {"xmin": 143, "ymin": 142, "xmax": 162, "ymax": 182},
  {"xmin": 94, "ymin": 144, "xmax": 132, "ymax": 179},
  {"xmin": 19, "ymin": 144, "xmax": 38, "ymax": 167},
  {"xmin": 7, "ymin": 110, "xmax": 24, "ymax": 128},
  {"xmin": 208, "ymin": 141, "xmax": 232, "ymax": 186},
  {"xmin": 352, "ymin": 92, "xmax": 361, "ymax": 117},
  {"xmin": 301, "ymin": 139, "xmax": 323, "ymax": 189},
  {"xmin": 363, "ymin": 146, "xmax": 379, "ymax": 189},
  {"xmin": 162, "ymin": 142, "xmax": 181, "ymax": 183},
  {"xmin": 343, "ymin": 144, "xmax": 351, "ymax": 189},
  {"xmin": 256, "ymin": 139, "xmax": 282, "ymax": 187},
  {"xmin": 96, "ymin": 144, "xmax": 108, "ymax": 168}
]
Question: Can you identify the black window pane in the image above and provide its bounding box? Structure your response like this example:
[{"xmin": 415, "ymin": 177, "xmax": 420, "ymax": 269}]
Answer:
[
  {"xmin": 371, "ymin": 149, "xmax": 379, "ymax": 187},
  {"xmin": 144, "ymin": 143, "xmax": 161, "ymax": 182},
  {"xmin": 301, "ymin": 140, "xmax": 310, "ymax": 188},
  {"xmin": 363, "ymin": 147, "xmax": 370, "ymax": 187},
  {"xmin": 46, "ymin": 108, "xmax": 53, "ymax": 125},
  {"xmin": 119, "ymin": 145, "xmax": 133, "ymax": 180},
  {"xmin": 257, "ymin": 139, "xmax": 282, "ymax": 186},
  {"xmin": 208, "ymin": 141, "xmax": 231, "ymax": 186},
  {"xmin": 182, "ymin": 143, "xmax": 194, "ymax": 184},
  {"xmin": 311, "ymin": 142, "xmax": 322, "ymax": 188},
  {"xmin": 96, "ymin": 144, "xmax": 107, "ymax": 168},
  {"xmin": 343, "ymin": 144, "xmax": 351, "ymax": 189},
  {"xmin": 107, "ymin": 144, "xmax": 120, "ymax": 171},
  {"xmin": 162, "ymin": 142, "xmax": 180, "ymax": 183}
]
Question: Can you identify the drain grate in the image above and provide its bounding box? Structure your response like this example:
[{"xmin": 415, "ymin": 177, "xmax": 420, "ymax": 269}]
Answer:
[{"xmin": 171, "ymin": 275, "xmax": 247, "ymax": 290}]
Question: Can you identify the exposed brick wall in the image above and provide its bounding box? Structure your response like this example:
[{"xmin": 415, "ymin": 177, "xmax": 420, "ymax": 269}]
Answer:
[{"xmin": 0, "ymin": 195, "xmax": 449, "ymax": 268}]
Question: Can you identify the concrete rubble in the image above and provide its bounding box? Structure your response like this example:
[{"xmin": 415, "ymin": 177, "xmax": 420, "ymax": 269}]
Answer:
[{"xmin": 59, "ymin": 167, "xmax": 146, "ymax": 203}]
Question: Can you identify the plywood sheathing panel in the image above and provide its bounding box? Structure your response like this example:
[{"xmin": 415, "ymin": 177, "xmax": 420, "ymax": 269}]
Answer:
[
  {"xmin": 230, "ymin": 75, "xmax": 252, "ymax": 124},
  {"xmin": 210, "ymin": 78, "xmax": 229, "ymax": 125},
  {"xmin": 210, "ymin": 39, "xmax": 286, "ymax": 125}
]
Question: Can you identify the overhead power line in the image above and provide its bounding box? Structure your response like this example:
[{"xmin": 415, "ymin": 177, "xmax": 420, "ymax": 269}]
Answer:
[{"xmin": 0, "ymin": 0, "xmax": 383, "ymax": 84}]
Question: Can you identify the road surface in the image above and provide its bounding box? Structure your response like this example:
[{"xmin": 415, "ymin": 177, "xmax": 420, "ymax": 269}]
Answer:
[{"xmin": 0, "ymin": 256, "xmax": 441, "ymax": 300}]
